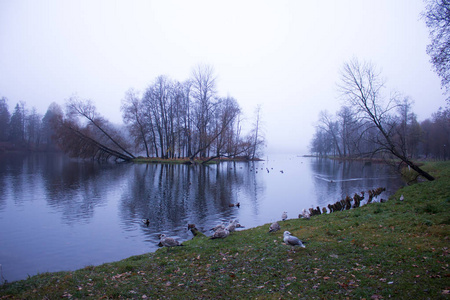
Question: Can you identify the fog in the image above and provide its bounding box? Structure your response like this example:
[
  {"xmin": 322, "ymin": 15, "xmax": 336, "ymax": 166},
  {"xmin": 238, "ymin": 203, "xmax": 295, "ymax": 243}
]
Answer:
[{"xmin": 0, "ymin": 0, "xmax": 446, "ymax": 154}]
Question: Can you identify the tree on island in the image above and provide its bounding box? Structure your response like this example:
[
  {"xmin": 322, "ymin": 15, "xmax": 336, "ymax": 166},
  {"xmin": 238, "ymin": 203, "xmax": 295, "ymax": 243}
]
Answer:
[
  {"xmin": 52, "ymin": 97, "xmax": 135, "ymax": 161},
  {"xmin": 45, "ymin": 65, "xmax": 265, "ymax": 163},
  {"xmin": 250, "ymin": 104, "xmax": 265, "ymax": 160}
]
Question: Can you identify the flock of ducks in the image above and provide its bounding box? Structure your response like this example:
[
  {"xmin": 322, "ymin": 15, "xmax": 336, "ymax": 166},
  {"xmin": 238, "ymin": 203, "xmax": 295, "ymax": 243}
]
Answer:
[
  {"xmin": 155, "ymin": 211, "xmax": 306, "ymax": 252},
  {"xmin": 149, "ymin": 186, "xmax": 391, "ymax": 252},
  {"xmin": 297, "ymin": 187, "xmax": 387, "ymax": 218},
  {"xmin": 155, "ymin": 219, "xmax": 245, "ymax": 251},
  {"xmin": 210, "ymin": 219, "xmax": 244, "ymax": 239},
  {"xmin": 248, "ymin": 167, "xmax": 284, "ymax": 174}
]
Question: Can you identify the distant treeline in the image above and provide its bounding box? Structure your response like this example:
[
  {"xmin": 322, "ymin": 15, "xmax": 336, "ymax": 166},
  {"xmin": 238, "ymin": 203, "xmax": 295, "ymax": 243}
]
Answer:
[
  {"xmin": 310, "ymin": 100, "xmax": 449, "ymax": 161},
  {"xmin": 0, "ymin": 99, "xmax": 59, "ymax": 152},
  {"xmin": 0, "ymin": 65, "xmax": 265, "ymax": 161}
]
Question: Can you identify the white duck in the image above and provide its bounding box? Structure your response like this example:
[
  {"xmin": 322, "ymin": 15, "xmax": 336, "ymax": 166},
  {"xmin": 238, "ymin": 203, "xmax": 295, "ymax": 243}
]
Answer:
[
  {"xmin": 283, "ymin": 231, "xmax": 305, "ymax": 249},
  {"xmin": 226, "ymin": 220, "xmax": 238, "ymax": 233},
  {"xmin": 210, "ymin": 228, "xmax": 230, "ymax": 239},
  {"xmin": 269, "ymin": 221, "xmax": 280, "ymax": 233},
  {"xmin": 210, "ymin": 223, "xmax": 225, "ymax": 232},
  {"xmin": 159, "ymin": 234, "xmax": 183, "ymax": 250}
]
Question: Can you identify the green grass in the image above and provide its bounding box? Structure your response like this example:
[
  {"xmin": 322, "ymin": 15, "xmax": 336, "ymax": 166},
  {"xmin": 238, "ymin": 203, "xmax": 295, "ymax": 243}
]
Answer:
[{"xmin": 1, "ymin": 162, "xmax": 449, "ymax": 299}]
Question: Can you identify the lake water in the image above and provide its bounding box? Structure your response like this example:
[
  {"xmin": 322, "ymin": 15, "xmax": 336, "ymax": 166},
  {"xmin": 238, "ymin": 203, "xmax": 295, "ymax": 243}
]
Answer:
[{"xmin": 0, "ymin": 153, "xmax": 404, "ymax": 282}]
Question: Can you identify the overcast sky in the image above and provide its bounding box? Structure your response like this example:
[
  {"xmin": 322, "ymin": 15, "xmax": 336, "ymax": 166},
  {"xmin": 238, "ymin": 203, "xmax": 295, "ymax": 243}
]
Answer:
[{"xmin": 0, "ymin": 0, "xmax": 446, "ymax": 155}]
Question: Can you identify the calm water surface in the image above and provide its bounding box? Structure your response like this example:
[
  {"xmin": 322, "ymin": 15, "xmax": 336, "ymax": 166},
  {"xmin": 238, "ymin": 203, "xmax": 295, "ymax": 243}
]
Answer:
[{"xmin": 0, "ymin": 153, "xmax": 404, "ymax": 282}]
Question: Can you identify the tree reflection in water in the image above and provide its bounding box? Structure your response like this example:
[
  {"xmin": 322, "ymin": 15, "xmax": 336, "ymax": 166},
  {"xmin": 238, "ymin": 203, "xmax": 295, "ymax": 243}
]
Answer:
[{"xmin": 0, "ymin": 153, "xmax": 403, "ymax": 282}]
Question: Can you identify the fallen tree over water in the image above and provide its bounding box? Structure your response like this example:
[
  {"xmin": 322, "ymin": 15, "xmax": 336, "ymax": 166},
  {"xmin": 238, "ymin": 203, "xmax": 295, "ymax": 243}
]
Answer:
[{"xmin": 53, "ymin": 98, "xmax": 135, "ymax": 162}]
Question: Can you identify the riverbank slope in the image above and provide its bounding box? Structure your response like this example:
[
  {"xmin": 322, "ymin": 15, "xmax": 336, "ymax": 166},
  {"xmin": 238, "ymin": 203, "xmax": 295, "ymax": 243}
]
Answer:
[{"xmin": 1, "ymin": 162, "xmax": 449, "ymax": 299}]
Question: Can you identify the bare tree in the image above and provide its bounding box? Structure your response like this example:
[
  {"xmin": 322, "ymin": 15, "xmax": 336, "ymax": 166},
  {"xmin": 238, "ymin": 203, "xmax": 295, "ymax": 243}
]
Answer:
[
  {"xmin": 426, "ymin": 107, "xmax": 450, "ymax": 160},
  {"xmin": 190, "ymin": 64, "xmax": 217, "ymax": 158},
  {"xmin": 62, "ymin": 96, "xmax": 135, "ymax": 161},
  {"xmin": 337, "ymin": 106, "xmax": 361, "ymax": 157},
  {"xmin": 191, "ymin": 97, "xmax": 241, "ymax": 164},
  {"xmin": 338, "ymin": 58, "xmax": 435, "ymax": 181},
  {"xmin": 41, "ymin": 102, "xmax": 63, "ymax": 150},
  {"xmin": 121, "ymin": 88, "xmax": 152, "ymax": 157},
  {"xmin": 310, "ymin": 128, "xmax": 334, "ymax": 157},
  {"xmin": 210, "ymin": 96, "xmax": 241, "ymax": 158},
  {"xmin": 181, "ymin": 80, "xmax": 193, "ymax": 157},
  {"xmin": 250, "ymin": 104, "xmax": 265, "ymax": 160},
  {"xmin": 317, "ymin": 110, "xmax": 342, "ymax": 157},
  {"xmin": 190, "ymin": 65, "xmax": 216, "ymax": 159},
  {"xmin": 423, "ymin": 0, "xmax": 450, "ymax": 102},
  {"xmin": 26, "ymin": 107, "xmax": 42, "ymax": 147},
  {"xmin": 54, "ymin": 115, "xmax": 133, "ymax": 161},
  {"xmin": 391, "ymin": 96, "xmax": 423, "ymax": 158},
  {"xmin": 131, "ymin": 71, "xmax": 246, "ymax": 161}
]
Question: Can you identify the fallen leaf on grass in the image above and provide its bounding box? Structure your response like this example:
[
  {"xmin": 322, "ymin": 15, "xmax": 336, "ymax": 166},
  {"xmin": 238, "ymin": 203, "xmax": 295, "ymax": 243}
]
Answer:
[
  {"xmin": 286, "ymin": 276, "xmax": 296, "ymax": 281},
  {"xmin": 337, "ymin": 282, "xmax": 348, "ymax": 289}
]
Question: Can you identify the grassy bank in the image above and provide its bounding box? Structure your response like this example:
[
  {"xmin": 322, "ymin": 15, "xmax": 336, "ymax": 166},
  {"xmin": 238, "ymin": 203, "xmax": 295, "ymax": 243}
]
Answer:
[{"xmin": 1, "ymin": 162, "xmax": 449, "ymax": 299}]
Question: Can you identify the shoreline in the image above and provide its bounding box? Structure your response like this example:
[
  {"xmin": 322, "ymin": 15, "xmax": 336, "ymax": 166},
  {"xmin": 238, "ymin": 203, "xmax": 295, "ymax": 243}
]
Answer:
[{"xmin": 1, "ymin": 161, "xmax": 449, "ymax": 298}]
